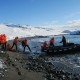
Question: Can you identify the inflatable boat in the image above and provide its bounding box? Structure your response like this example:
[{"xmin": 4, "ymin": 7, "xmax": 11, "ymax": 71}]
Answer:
[{"xmin": 41, "ymin": 43, "xmax": 80, "ymax": 55}]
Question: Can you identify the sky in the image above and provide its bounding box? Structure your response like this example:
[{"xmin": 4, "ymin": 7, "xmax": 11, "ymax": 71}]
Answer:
[{"xmin": 0, "ymin": 0, "xmax": 80, "ymax": 27}]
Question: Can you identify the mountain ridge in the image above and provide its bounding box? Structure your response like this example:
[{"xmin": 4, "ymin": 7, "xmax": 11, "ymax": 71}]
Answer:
[{"xmin": 0, "ymin": 23, "xmax": 80, "ymax": 40}]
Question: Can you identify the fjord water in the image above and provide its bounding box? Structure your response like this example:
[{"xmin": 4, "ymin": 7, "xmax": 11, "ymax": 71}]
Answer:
[
  {"xmin": 18, "ymin": 35, "xmax": 80, "ymax": 74},
  {"xmin": 30, "ymin": 35, "xmax": 80, "ymax": 74}
]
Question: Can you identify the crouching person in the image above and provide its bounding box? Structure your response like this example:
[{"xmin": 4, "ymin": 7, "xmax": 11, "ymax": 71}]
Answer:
[
  {"xmin": 22, "ymin": 39, "xmax": 31, "ymax": 53},
  {"xmin": 7, "ymin": 43, "xmax": 16, "ymax": 51},
  {"xmin": 41, "ymin": 41, "xmax": 49, "ymax": 52},
  {"xmin": 49, "ymin": 37, "xmax": 54, "ymax": 47},
  {"xmin": 7, "ymin": 43, "xmax": 12, "ymax": 51}
]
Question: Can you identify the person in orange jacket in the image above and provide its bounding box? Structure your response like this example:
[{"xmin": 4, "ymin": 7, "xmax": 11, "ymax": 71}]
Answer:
[
  {"xmin": 1, "ymin": 34, "xmax": 7, "ymax": 50},
  {"xmin": 21, "ymin": 39, "xmax": 31, "ymax": 52},
  {"xmin": 49, "ymin": 37, "xmax": 54, "ymax": 46},
  {"xmin": 11, "ymin": 37, "xmax": 19, "ymax": 51},
  {"xmin": 0, "ymin": 35, "xmax": 1, "ymax": 44}
]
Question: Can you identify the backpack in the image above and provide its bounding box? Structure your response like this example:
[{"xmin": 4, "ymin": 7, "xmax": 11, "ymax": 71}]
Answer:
[{"xmin": 22, "ymin": 40, "xmax": 25, "ymax": 46}]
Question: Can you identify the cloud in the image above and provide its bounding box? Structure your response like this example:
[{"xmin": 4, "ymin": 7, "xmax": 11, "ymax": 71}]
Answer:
[
  {"xmin": 66, "ymin": 20, "xmax": 80, "ymax": 26},
  {"xmin": 41, "ymin": 20, "xmax": 65, "ymax": 28},
  {"xmin": 41, "ymin": 19, "xmax": 80, "ymax": 29}
]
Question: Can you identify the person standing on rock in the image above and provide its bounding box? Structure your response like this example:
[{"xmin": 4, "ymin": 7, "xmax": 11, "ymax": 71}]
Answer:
[
  {"xmin": 11, "ymin": 36, "xmax": 19, "ymax": 51},
  {"xmin": 0, "ymin": 34, "xmax": 7, "ymax": 50},
  {"xmin": 21, "ymin": 39, "xmax": 31, "ymax": 53}
]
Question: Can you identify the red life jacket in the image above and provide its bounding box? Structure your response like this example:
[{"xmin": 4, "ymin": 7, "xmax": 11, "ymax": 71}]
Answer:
[
  {"xmin": 23, "ymin": 39, "xmax": 28, "ymax": 45},
  {"xmin": 13, "ymin": 37, "xmax": 18, "ymax": 44},
  {"xmin": 0, "ymin": 35, "xmax": 1, "ymax": 43},
  {"xmin": 50, "ymin": 38, "xmax": 54, "ymax": 44},
  {"xmin": 7, "ymin": 44, "xmax": 12, "ymax": 50},
  {"xmin": 43, "ymin": 41, "xmax": 48, "ymax": 48},
  {"xmin": 3, "ymin": 34, "xmax": 7, "ymax": 43}
]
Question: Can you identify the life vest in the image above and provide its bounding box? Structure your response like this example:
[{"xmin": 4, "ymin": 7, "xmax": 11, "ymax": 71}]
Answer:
[
  {"xmin": 13, "ymin": 37, "xmax": 19, "ymax": 44},
  {"xmin": 7, "ymin": 44, "xmax": 15, "ymax": 51},
  {"xmin": 1, "ymin": 35, "xmax": 5, "ymax": 44},
  {"xmin": 42, "ymin": 41, "xmax": 48, "ymax": 48},
  {"xmin": 22, "ymin": 39, "xmax": 28, "ymax": 46},
  {"xmin": 50, "ymin": 38, "xmax": 54, "ymax": 44},
  {"xmin": 7, "ymin": 44, "xmax": 12, "ymax": 50},
  {"xmin": 3, "ymin": 34, "xmax": 7, "ymax": 43},
  {"xmin": 0, "ymin": 34, "xmax": 7, "ymax": 44},
  {"xmin": 0, "ymin": 35, "xmax": 1, "ymax": 43},
  {"xmin": 24, "ymin": 39, "xmax": 28, "ymax": 45}
]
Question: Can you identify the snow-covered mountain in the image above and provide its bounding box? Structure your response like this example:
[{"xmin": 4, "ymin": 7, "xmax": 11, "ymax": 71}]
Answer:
[
  {"xmin": 0, "ymin": 24, "xmax": 63, "ymax": 40},
  {"xmin": 0, "ymin": 23, "xmax": 80, "ymax": 40}
]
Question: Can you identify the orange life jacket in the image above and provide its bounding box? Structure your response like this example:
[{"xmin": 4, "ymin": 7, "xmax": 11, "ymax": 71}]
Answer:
[
  {"xmin": 3, "ymin": 34, "xmax": 7, "ymax": 42},
  {"xmin": 0, "ymin": 34, "xmax": 7, "ymax": 44},
  {"xmin": 1, "ymin": 35, "xmax": 5, "ymax": 44}
]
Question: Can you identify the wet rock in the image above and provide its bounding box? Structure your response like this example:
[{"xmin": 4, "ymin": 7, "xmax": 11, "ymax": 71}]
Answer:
[
  {"xmin": 22, "ymin": 56, "xmax": 80, "ymax": 80},
  {"xmin": 18, "ymin": 71, "xmax": 22, "ymax": 76},
  {"xmin": 12, "ymin": 63, "xmax": 15, "ymax": 67}
]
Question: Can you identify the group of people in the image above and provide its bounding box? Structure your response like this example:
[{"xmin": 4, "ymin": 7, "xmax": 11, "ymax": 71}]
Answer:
[
  {"xmin": 0, "ymin": 34, "xmax": 31, "ymax": 52},
  {"xmin": 11, "ymin": 36, "xmax": 67, "ymax": 52},
  {"xmin": 7, "ymin": 36, "xmax": 32, "ymax": 52},
  {"xmin": 42, "ymin": 35, "xmax": 67, "ymax": 49},
  {"xmin": 0, "ymin": 34, "xmax": 67, "ymax": 52}
]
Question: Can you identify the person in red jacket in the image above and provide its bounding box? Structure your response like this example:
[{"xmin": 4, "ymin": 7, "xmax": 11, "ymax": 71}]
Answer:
[
  {"xmin": 42, "ymin": 41, "xmax": 48, "ymax": 48},
  {"xmin": 49, "ymin": 37, "xmax": 54, "ymax": 46},
  {"xmin": 11, "ymin": 37, "xmax": 19, "ymax": 51},
  {"xmin": 22, "ymin": 39, "xmax": 31, "ymax": 52},
  {"xmin": 7, "ymin": 43, "xmax": 12, "ymax": 51}
]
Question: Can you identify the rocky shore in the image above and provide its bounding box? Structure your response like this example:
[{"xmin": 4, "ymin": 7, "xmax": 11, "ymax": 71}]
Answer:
[{"xmin": 0, "ymin": 50, "xmax": 80, "ymax": 80}]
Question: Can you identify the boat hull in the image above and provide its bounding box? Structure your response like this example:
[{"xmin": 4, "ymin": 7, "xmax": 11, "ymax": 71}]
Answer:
[{"xmin": 41, "ymin": 44, "xmax": 80, "ymax": 55}]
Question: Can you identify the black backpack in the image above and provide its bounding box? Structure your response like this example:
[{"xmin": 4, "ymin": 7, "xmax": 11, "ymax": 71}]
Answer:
[{"xmin": 22, "ymin": 40, "xmax": 25, "ymax": 46}]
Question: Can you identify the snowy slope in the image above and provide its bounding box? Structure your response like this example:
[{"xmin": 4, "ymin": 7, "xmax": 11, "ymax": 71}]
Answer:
[
  {"xmin": 0, "ymin": 24, "xmax": 63, "ymax": 40},
  {"xmin": 0, "ymin": 22, "xmax": 80, "ymax": 40}
]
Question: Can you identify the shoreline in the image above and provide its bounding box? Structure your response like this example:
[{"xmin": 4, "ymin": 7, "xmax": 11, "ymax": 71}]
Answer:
[
  {"xmin": 0, "ymin": 50, "xmax": 80, "ymax": 80},
  {"xmin": 0, "ymin": 37, "xmax": 80, "ymax": 80},
  {"xmin": 0, "ymin": 51, "xmax": 45, "ymax": 80}
]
